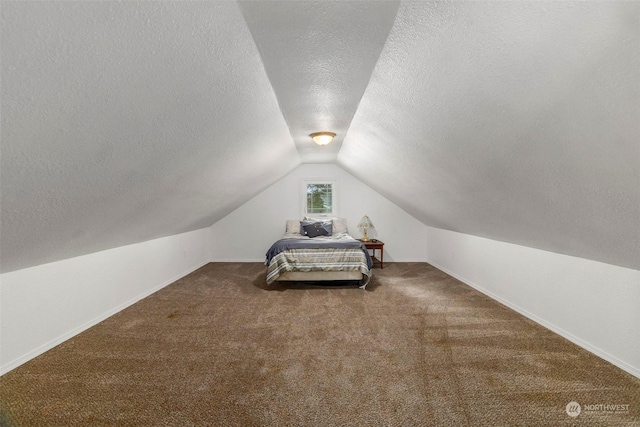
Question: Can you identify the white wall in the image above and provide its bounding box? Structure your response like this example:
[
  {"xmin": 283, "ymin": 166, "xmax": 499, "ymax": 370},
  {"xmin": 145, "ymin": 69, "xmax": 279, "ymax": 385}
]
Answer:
[
  {"xmin": 0, "ymin": 227, "xmax": 210, "ymax": 375},
  {"xmin": 4, "ymin": 200, "xmax": 637, "ymax": 383},
  {"xmin": 425, "ymin": 226, "xmax": 640, "ymax": 379},
  {"xmin": 209, "ymin": 163, "xmax": 428, "ymax": 262}
]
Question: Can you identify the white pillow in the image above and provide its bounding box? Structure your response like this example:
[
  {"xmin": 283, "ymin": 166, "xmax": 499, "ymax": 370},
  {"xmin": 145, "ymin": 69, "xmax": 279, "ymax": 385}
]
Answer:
[
  {"xmin": 331, "ymin": 217, "xmax": 348, "ymax": 234},
  {"xmin": 285, "ymin": 220, "xmax": 301, "ymax": 234}
]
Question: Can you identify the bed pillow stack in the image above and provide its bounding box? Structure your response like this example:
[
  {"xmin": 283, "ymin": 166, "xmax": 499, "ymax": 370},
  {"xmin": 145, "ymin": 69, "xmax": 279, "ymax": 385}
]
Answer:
[
  {"xmin": 303, "ymin": 217, "xmax": 348, "ymax": 235},
  {"xmin": 285, "ymin": 217, "xmax": 349, "ymax": 236}
]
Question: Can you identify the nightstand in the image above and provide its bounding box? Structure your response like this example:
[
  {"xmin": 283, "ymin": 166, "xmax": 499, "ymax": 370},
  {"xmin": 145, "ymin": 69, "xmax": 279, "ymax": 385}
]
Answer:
[{"xmin": 360, "ymin": 239, "xmax": 384, "ymax": 269}]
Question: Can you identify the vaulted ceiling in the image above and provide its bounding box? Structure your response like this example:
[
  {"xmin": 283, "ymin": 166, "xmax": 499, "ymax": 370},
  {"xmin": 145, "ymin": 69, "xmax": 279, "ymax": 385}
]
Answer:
[{"xmin": 1, "ymin": 1, "xmax": 638, "ymax": 273}]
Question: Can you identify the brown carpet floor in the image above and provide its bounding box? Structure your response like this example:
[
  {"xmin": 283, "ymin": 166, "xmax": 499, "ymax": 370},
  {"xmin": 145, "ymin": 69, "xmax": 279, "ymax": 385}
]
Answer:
[{"xmin": 1, "ymin": 262, "xmax": 639, "ymax": 426}]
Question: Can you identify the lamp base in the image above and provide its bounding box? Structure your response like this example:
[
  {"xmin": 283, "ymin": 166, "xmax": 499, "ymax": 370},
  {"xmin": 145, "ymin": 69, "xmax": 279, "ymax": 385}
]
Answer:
[{"xmin": 361, "ymin": 229, "xmax": 370, "ymax": 242}]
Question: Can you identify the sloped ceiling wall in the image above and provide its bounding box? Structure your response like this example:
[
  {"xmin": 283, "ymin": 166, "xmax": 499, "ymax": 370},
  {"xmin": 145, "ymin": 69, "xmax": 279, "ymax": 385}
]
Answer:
[{"xmin": 1, "ymin": 1, "xmax": 638, "ymax": 273}]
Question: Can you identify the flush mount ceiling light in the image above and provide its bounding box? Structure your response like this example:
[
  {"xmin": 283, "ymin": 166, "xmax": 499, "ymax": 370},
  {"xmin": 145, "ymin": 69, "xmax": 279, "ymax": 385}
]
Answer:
[{"xmin": 310, "ymin": 131, "xmax": 336, "ymax": 146}]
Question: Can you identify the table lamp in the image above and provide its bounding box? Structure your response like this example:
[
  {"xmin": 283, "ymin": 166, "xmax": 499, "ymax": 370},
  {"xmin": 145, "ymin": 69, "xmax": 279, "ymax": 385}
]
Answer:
[{"xmin": 357, "ymin": 215, "xmax": 374, "ymax": 242}]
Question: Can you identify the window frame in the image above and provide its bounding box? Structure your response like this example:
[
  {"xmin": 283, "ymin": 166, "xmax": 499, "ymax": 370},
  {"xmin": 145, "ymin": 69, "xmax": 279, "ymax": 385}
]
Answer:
[{"xmin": 301, "ymin": 179, "xmax": 338, "ymax": 217}]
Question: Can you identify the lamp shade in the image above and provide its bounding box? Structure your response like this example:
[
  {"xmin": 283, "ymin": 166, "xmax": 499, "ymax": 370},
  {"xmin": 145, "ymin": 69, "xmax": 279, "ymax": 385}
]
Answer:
[
  {"xmin": 310, "ymin": 131, "xmax": 336, "ymax": 146},
  {"xmin": 357, "ymin": 215, "xmax": 374, "ymax": 230}
]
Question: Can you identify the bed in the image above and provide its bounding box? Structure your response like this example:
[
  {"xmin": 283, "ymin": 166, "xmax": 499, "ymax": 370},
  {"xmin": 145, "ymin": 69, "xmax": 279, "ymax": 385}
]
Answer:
[{"xmin": 265, "ymin": 218, "xmax": 373, "ymax": 289}]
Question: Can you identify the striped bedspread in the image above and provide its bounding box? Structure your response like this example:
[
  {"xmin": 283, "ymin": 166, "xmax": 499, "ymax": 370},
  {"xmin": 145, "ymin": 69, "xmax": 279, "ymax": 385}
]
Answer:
[{"xmin": 266, "ymin": 246, "xmax": 372, "ymax": 285}]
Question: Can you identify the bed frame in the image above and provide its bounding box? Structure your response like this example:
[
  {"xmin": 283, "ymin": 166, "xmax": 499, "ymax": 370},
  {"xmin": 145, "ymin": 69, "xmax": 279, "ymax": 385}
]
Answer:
[
  {"xmin": 275, "ymin": 271, "xmax": 369, "ymax": 288},
  {"xmin": 276, "ymin": 271, "xmax": 363, "ymax": 281}
]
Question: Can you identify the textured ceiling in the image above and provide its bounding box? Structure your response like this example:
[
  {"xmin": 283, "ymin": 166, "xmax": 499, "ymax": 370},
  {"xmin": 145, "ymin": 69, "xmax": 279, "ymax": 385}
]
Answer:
[
  {"xmin": 239, "ymin": 1, "xmax": 399, "ymax": 163},
  {"xmin": 1, "ymin": 1, "xmax": 638, "ymax": 272},
  {"xmin": 339, "ymin": 1, "xmax": 640, "ymax": 269},
  {"xmin": 0, "ymin": 1, "xmax": 300, "ymax": 272}
]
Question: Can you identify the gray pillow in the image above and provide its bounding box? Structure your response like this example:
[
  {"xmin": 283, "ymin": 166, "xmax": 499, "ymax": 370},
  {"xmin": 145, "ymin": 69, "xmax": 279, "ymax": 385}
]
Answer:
[
  {"xmin": 300, "ymin": 220, "xmax": 314, "ymax": 235},
  {"xmin": 304, "ymin": 216, "xmax": 348, "ymax": 234},
  {"xmin": 302, "ymin": 221, "xmax": 332, "ymax": 238}
]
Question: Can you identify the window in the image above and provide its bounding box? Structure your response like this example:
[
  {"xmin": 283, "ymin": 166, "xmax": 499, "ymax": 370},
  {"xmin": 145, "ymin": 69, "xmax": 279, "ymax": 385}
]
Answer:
[{"xmin": 302, "ymin": 180, "xmax": 336, "ymax": 216}]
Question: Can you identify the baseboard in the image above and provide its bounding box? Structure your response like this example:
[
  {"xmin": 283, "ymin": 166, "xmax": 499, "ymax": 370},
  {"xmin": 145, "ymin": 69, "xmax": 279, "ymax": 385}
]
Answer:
[
  {"xmin": 428, "ymin": 260, "xmax": 640, "ymax": 380},
  {"xmin": 0, "ymin": 259, "xmax": 210, "ymax": 376}
]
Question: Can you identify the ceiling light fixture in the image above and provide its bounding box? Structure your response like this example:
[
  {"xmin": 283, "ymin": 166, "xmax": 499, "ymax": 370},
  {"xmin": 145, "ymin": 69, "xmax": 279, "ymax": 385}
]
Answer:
[{"xmin": 310, "ymin": 131, "xmax": 336, "ymax": 146}]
